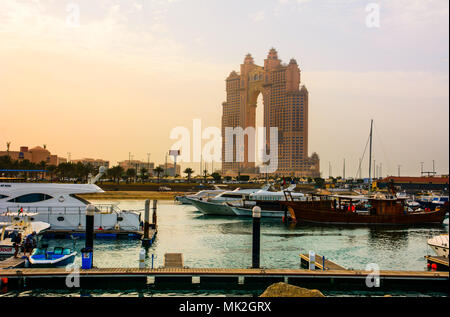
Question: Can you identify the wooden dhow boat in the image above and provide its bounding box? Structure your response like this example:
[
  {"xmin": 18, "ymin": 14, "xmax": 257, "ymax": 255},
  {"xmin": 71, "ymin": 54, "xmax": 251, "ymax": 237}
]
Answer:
[{"xmin": 280, "ymin": 193, "xmax": 448, "ymax": 225}]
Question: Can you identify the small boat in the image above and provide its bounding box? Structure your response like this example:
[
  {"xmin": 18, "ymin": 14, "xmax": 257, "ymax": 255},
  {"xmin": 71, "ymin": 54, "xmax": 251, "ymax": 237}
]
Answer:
[
  {"xmin": 28, "ymin": 246, "xmax": 77, "ymax": 267},
  {"xmin": 427, "ymin": 234, "xmax": 449, "ymax": 258},
  {"xmin": 0, "ymin": 212, "xmax": 50, "ymax": 256}
]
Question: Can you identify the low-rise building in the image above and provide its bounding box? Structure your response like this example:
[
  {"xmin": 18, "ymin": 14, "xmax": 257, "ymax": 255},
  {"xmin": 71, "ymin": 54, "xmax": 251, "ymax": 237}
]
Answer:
[
  {"xmin": 0, "ymin": 145, "xmax": 63, "ymax": 165},
  {"xmin": 72, "ymin": 158, "xmax": 110, "ymax": 169},
  {"xmin": 118, "ymin": 160, "xmax": 154, "ymax": 175}
]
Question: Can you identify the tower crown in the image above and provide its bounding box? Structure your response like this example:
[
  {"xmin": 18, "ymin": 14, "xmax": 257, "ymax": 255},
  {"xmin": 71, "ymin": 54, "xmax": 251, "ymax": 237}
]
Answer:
[
  {"xmin": 244, "ymin": 53, "xmax": 254, "ymax": 64},
  {"xmin": 268, "ymin": 48, "xmax": 278, "ymax": 60}
]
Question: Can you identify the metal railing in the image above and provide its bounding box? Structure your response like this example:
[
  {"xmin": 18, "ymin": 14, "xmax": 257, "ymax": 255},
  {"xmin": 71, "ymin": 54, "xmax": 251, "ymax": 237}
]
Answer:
[{"xmin": 3, "ymin": 204, "xmax": 123, "ymax": 215}]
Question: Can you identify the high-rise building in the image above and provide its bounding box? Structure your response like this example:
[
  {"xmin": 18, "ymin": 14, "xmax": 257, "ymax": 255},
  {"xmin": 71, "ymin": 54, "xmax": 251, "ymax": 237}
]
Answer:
[{"xmin": 221, "ymin": 48, "xmax": 320, "ymax": 177}]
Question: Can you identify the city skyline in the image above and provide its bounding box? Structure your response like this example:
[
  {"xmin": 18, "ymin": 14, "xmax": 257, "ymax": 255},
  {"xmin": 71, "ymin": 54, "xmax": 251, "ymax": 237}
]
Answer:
[{"xmin": 0, "ymin": 0, "xmax": 448, "ymax": 178}]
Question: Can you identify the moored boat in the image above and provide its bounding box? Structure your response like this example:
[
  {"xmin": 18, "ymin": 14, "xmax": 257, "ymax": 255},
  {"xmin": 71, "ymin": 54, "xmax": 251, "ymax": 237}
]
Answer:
[
  {"xmin": 0, "ymin": 212, "xmax": 50, "ymax": 256},
  {"xmin": 28, "ymin": 246, "xmax": 77, "ymax": 267},
  {"xmin": 427, "ymin": 234, "xmax": 449, "ymax": 258},
  {"xmin": 187, "ymin": 197, "xmax": 237, "ymax": 216},
  {"xmin": 0, "ymin": 181, "xmax": 141, "ymax": 231},
  {"xmin": 280, "ymin": 194, "xmax": 448, "ymax": 225}
]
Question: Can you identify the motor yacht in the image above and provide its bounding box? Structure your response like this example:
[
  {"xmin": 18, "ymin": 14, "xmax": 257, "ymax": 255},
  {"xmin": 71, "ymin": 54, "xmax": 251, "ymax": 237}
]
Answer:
[{"xmin": 0, "ymin": 169, "xmax": 141, "ymax": 232}]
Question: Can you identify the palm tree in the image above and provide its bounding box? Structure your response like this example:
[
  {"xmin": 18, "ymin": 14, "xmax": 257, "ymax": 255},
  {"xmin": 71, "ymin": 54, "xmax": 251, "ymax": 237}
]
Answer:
[
  {"xmin": 153, "ymin": 166, "xmax": 164, "ymax": 183},
  {"xmin": 126, "ymin": 168, "xmax": 136, "ymax": 183},
  {"xmin": 203, "ymin": 169, "xmax": 208, "ymax": 183},
  {"xmin": 184, "ymin": 168, "xmax": 194, "ymax": 183},
  {"xmin": 140, "ymin": 167, "xmax": 149, "ymax": 182},
  {"xmin": 107, "ymin": 165, "xmax": 124, "ymax": 183}
]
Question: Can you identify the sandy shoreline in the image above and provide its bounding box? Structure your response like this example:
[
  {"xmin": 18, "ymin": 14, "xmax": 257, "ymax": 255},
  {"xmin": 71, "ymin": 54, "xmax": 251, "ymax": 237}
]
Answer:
[{"xmin": 79, "ymin": 191, "xmax": 189, "ymax": 200}]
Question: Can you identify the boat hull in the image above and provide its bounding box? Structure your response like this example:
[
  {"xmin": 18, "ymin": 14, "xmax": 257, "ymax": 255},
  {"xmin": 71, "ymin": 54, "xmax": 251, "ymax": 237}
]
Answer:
[
  {"xmin": 29, "ymin": 253, "xmax": 76, "ymax": 268},
  {"xmin": 230, "ymin": 207, "xmax": 285, "ymax": 218},
  {"xmin": 281, "ymin": 201, "xmax": 448, "ymax": 225},
  {"xmin": 175, "ymin": 196, "xmax": 193, "ymax": 204},
  {"xmin": 0, "ymin": 245, "xmax": 14, "ymax": 256},
  {"xmin": 428, "ymin": 235, "xmax": 449, "ymax": 258},
  {"xmin": 188, "ymin": 198, "xmax": 236, "ymax": 216}
]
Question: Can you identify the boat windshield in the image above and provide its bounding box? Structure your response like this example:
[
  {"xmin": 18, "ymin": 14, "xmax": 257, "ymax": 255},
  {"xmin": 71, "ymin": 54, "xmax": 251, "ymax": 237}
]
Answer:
[
  {"xmin": 31, "ymin": 248, "xmax": 47, "ymax": 256},
  {"xmin": 63, "ymin": 248, "xmax": 72, "ymax": 255}
]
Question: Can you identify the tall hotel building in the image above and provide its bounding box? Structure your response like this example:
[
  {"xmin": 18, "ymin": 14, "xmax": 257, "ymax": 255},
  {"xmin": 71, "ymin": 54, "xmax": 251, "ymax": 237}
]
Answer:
[{"xmin": 221, "ymin": 48, "xmax": 320, "ymax": 178}]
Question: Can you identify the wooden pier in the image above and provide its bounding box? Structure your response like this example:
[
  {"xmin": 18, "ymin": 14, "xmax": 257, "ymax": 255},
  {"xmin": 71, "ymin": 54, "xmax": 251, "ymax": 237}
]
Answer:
[
  {"xmin": 299, "ymin": 254, "xmax": 346, "ymax": 270},
  {"xmin": 164, "ymin": 253, "xmax": 184, "ymax": 268},
  {"xmin": 0, "ymin": 255, "xmax": 26, "ymax": 269},
  {"xmin": 0, "ymin": 267, "xmax": 447, "ymax": 292}
]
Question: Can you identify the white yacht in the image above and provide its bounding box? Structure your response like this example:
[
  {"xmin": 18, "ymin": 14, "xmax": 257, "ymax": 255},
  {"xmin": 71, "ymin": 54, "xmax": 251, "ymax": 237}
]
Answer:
[
  {"xmin": 0, "ymin": 175, "xmax": 141, "ymax": 232},
  {"xmin": 175, "ymin": 187, "xmax": 226, "ymax": 205},
  {"xmin": 428, "ymin": 234, "xmax": 449, "ymax": 258},
  {"xmin": 227, "ymin": 184, "xmax": 308, "ymax": 218},
  {"xmin": 187, "ymin": 184, "xmax": 271, "ymax": 216}
]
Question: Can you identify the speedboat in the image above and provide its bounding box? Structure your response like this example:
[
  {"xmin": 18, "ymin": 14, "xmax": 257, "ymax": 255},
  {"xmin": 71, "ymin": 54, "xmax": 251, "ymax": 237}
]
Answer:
[
  {"xmin": 29, "ymin": 246, "xmax": 77, "ymax": 267},
  {"xmin": 0, "ymin": 212, "xmax": 50, "ymax": 256},
  {"xmin": 0, "ymin": 170, "xmax": 141, "ymax": 231},
  {"xmin": 427, "ymin": 234, "xmax": 449, "ymax": 258}
]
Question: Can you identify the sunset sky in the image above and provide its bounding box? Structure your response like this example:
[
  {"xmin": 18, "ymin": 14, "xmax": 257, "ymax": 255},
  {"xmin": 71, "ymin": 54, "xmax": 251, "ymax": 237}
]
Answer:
[{"xmin": 0, "ymin": 0, "xmax": 448, "ymax": 178}]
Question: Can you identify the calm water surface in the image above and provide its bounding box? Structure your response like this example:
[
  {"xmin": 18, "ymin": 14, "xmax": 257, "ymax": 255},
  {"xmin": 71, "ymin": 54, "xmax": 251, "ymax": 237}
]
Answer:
[{"xmin": 1, "ymin": 200, "xmax": 448, "ymax": 297}]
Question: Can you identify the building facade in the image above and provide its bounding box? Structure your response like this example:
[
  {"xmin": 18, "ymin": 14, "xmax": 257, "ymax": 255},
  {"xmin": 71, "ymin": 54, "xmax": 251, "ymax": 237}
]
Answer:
[
  {"xmin": 221, "ymin": 49, "xmax": 320, "ymax": 177},
  {"xmin": 0, "ymin": 145, "xmax": 63, "ymax": 166},
  {"xmin": 72, "ymin": 158, "xmax": 110, "ymax": 169},
  {"xmin": 158, "ymin": 163, "xmax": 181, "ymax": 177},
  {"xmin": 118, "ymin": 160, "xmax": 155, "ymax": 175}
]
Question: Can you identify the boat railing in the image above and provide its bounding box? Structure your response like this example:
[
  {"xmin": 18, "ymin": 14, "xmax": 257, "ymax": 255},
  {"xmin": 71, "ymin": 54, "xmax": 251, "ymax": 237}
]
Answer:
[{"xmin": 3, "ymin": 204, "xmax": 123, "ymax": 215}]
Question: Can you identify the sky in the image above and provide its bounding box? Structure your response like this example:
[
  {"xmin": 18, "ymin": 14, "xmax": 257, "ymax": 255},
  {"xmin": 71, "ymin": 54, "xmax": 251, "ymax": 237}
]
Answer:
[{"xmin": 0, "ymin": 0, "xmax": 448, "ymax": 178}]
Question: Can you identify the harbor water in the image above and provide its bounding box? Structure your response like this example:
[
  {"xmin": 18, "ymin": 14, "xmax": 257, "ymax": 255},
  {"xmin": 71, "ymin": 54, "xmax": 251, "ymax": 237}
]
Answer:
[{"xmin": 1, "ymin": 200, "xmax": 448, "ymax": 297}]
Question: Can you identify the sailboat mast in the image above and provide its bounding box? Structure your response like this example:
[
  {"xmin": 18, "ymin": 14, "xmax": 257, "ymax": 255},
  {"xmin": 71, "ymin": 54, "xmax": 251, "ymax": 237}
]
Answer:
[{"xmin": 368, "ymin": 119, "xmax": 373, "ymax": 190}]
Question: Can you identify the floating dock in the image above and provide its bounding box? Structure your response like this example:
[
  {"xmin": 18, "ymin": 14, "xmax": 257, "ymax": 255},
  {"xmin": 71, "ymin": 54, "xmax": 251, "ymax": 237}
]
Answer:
[
  {"xmin": 0, "ymin": 255, "xmax": 26, "ymax": 269},
  {"xmin": 0, "ymin": 267, "xmax": 447, "ymax": 292},
  {"xmin": 299, "ymin": 254, "xmax": 346, "ymax": 270},
  {"xmin": 164, "ymin": 253, "xmax": 184, "ymax": 268},
  {"xmin": 425, "ymin": 255, "xmax": 449, "ymax": 271}
]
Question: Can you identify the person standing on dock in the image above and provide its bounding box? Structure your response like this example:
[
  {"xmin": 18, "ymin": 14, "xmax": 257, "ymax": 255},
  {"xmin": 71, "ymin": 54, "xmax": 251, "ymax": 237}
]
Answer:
[
  {"xmin": 23, "ymin": 231, "xmax": 36, "ymax": 256},
  {"xmin": 12, "ymin": 231, "xmax": 22, "ymax": 258}
]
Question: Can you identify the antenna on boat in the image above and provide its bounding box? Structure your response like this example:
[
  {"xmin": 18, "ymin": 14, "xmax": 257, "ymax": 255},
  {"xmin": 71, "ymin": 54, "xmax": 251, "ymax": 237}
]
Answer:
[{"xmin": 368, "ymin": 119, "xmax": 373, "ymax": 192}]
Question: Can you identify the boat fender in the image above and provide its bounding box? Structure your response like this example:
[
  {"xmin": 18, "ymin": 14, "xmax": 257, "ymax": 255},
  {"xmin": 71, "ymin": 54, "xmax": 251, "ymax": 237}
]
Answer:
[
  {"xmin": 0, "ymin": 278, "xmax": 8, "ymax": 285},
  {"xmin": 431, "ymin": 263, "xmax": 437, "ymax": 271}
]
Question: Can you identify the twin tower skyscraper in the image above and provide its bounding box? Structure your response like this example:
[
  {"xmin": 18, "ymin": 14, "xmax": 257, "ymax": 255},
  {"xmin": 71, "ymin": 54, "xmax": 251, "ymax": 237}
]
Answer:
[{"xmin": 221, "ymin": 48, "xmax": 320, "ymax": 178}]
